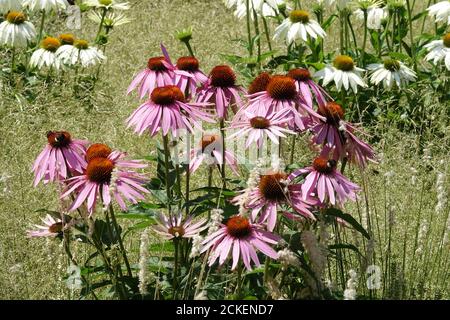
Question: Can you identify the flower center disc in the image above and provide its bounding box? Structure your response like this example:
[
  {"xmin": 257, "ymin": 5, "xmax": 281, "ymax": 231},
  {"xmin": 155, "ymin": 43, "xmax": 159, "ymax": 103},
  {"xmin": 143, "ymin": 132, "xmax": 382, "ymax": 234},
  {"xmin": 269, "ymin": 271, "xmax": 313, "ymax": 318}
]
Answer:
[
  {"xmin": 41, "ymin": 37, "xmax": 61, "ymax": 52},
  {"xmin": 226, "ymin": 216, "xmax": 252, "ymax": 239},
  {"xmin": 176, "ymin": 56, "xmax": 199, "ymax": 71},
  {"xmin": 267, "ymin": 76, "xmax": 297, "ymax": 100},
  {"xmin": 86, "ymin": 158, "xmax": 114, "ymax": 184},
  {"xmin": 74, "ymin": 40, "xmax": 89, "ymax": 50},
  {"xmin": 201, "ymin": 134, "xmax": 218, "ymax": 152},
  {"xmin": 59, "ymin": 33, "xmax": 75, "ymax": 45},
  {"xmin": 248, "ymin": 72, "xmax": 271, "ymax": 94},
  {"xmin": 99, "ymin": 0, "xmax": 112, "ymax": 5},
  {"xmin": 318, "ymin": 102, "xmax": 345, "ymax": 125},
  {"xmin": 312, "ymin": 157, "xmax": 336, "ymax": 174},
  {"xmin": 49, "ymin": 222, "xmax": 63, "ymax": 234},
  {"xmin": 168, "ymin": 226, "xmax": 185, "ymax": 238},
  {"xmin": 210, "ymin": 65, "xmax": 236, "ymax": 87},
  {"xmin": 6, "ymin": 11, "xmax": 26, "ymax": 24},
  {"xmin": 259, "ymin": 172, "xmax": 287, "ymax": 201},
  {"xmin": 333, "ymin": 55, "xmax": 355, "ymax": 71},
  {"xmin": 250, "ymin": 116, "xmax": 270, "ymax": 129},
  {"xmin": 151, "ymin": 86, "xmax": 184, "ymax": 105},
  {"xmin": 86, "ymin": 143, "xmax": 112, "ymax": 162},
  {"xmin": 287, "ymin": 68, "xmax": 311, "ymax": 81},
  {"xmin": 47, "ymin": 131, "xmax": 72, "ymax": 148},
  {"xmin": 383, "ymin": 59, "xmax": 401, "ymax": 72},
  {"xmin": 289, "ymin": 10, "xmax": 310, "ymax": 24},
  {"xmin": 443, "ymin": 33, "xmax": 450, "ymax": 48},
  {"xmin": 147, "ymin": 57, "xmax": 167, "ymax": 71}
]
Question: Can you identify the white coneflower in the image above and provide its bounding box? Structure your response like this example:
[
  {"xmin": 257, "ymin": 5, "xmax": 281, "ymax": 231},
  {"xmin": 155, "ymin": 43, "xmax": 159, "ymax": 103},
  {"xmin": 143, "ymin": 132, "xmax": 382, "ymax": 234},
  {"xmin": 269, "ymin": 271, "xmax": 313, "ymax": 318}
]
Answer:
[
  {"xmin": 354, "ymin": 5, "xmax": 387, "ymax": 30},
  {"xmin": 189, "ymin": 234, "xmax": 203, "ymax": 259},
  {"xmin": 0, "ymin": 11, "xmax": 36, "ymax": 47},
  {"xmin": 30, "ymin": 36, "xmax": 62, "ymax": 70},
  {"xmin": 435, "ymin": 173, "xmax": 447, "ymax": 213},
  {"xmin": 427, "ymin": 1, "xmax": 450, "ymax": 25},
  {"xmin": 273, "ymin": 9, "xmax": 326, "ymax": 44},
  {"xmin": 0, "ymin": 0, "xmax": 23, "ymax": 11},
  {"xmin": 301, "ymin": 230, "xmax": 327, "ymax": 279},
  {"xmin": 56, "ymin": 39, "xmax": 106, "ymax": 67},
  {"xmin": 233, "ymin": 0, "xmax": 287, "ymax": 19},
  {"xmin": 343, "ymin": 269, "xmax": 358, "ymax": 300},
  {"xmin": 22, "ymin": 0, "xmax": 69, "ymax": 12},
  {"xmin": 138, "ymin": 228, "xmax": 151, "ymax": 295},
  {"xmin": 367, "ymin": 59, "xmax": 416, "ymax": 89},
  {"xmin": 425, "ymin": 33, "xmax": 450, "ymax": 71},
  {"xmin": 278, "ymin": 248, "xmax": 300, "ymax": 268},
  {"xmin": 87, "ymin": 10, "xmax": 131, "ymax": 29},
  {"xmin": 314, "ymin": 55, "xmax": 367, "ymax": 93},
  {"xmin": 83, "ymin": 0, "xmax": 130, "ymax": 10},
  {"xmin": 415, "ymin": 219, "xmax": 428, "ymax": 255}
]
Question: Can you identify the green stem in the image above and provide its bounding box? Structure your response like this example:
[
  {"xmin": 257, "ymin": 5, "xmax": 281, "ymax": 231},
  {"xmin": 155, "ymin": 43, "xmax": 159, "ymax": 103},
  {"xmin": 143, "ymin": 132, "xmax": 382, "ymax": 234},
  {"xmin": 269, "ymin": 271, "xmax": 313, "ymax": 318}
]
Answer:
[
  {"xmin": 290, "ymin": 135, "xmax": 297, "ymax": 165},
  {"xmin": 361, "ymin": 9, "xmax": 368, "ymax": 66},
  {"xmin": 183, "ymin": 41, "xmax": 195, "ymax": 57},
  {"xmin": 236, "ymin": 262, "xmax": 243, "ymax": 298},
  {"xmin": 207, "ymin": 167, "xmax": 213, "ymax": 220},
  {"xmin": 262, "ymin": 16, "xmax": 273, "ymax": 53},
  {"xmin": 174, "ymin": 239, "xmax": 179, "ymax": 293},
  {"xmin": 219, "ymin": 119, "xmax": 226, "ymax": 189},
  {"xmin": 37, "ymin": 11, "xmax": 46, "ymax": 45},
  {"xmin": 185, "ymin": 165, "xmax": 190, "ymax": 217},
  {"xmin": 95, "ymin": 8, "xmax": 108, "ymax": 42},
  {"xmin": 253, "ymin": 8, "xmax": 261, "ymax": 68},
  {"xmin": 406, "ymin": 0, "xmax": 416, "ymax": 70},
  {"xmin": 162, "ymin": 134, "xmax": 172, "ymax": 213},
  {"xmin": 246, "ymin": 0, "xmax": 253, "ymax": 57},
  {"xmin": 109, "ymin": 205, "xmax": 133, "ymax": 277},
  {"xmin": 339, "ymin": 11, "xmax": 345, "ymax": 54}
]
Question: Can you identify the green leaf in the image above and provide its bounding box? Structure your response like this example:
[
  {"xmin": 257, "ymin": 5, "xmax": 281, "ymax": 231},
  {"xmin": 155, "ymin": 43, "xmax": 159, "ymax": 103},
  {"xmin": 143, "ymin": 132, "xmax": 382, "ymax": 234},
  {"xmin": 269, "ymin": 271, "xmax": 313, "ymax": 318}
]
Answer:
[
  {"xmin": 328, "ymin": 243, "xmax": 363, "ymax": 257},
  {"xmin": 324, "ymin": 208, "xmax": 370, "ymax": 239}
]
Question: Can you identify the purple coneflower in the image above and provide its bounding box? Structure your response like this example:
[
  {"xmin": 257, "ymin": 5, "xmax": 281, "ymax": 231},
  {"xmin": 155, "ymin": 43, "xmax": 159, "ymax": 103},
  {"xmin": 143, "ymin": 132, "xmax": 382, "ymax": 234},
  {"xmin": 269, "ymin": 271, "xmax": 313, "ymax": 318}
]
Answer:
[
  {"xmin": 287, "ymin": 68, "xmax": 331, "ymax": 108},
  {"xmin": 127, "ymin": 52, "xmax": 175, "ymax": 99},
  {"xmin": 242, "ymin": 171, "xmax": 316, "ymax": 231},
  {"xmin": 289, "ymin": 157, "xmax": 360, "ymax": 205},
  {"xmin": 153, "ymin": 212, "xmax": 208, "ymax": 240},
  {"xmin": 126, "ymin": 85, "xmax": 214, "ymax": 137},
  {"xmin": 196, "ymin": 65, "xmax": 244, "ymax": 119},
  {"xmin": 201, "ymin": 215, "xmax": 280, "ymax": 270},
  {"xmin": 27, "ymin": 214, "xmax": 63, "ymax": 238},
  {"xmin": 228, "ymin": 108, "xmax": 296, "ymax": 149},
  {"xmin": 175, "ymin": 56, "xmax": 208, "ymax": 96},
  {"xmin": 33, "ymin": 131, "xmax": 88, "ymax": 187},
  {"xmin": 189, "ymin": 133, "xmax": 239, "ymax": 174},
  {"xmin": 62, "ymin": 150, "xmax": 148, "ymax": 214},
  {"xmin": 311, "ymin": 102, "xmax": 375, "ymax": 168},
  {"xmin": 245, "ymin": 76, "xmax": 324, "ymax": 131}
]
